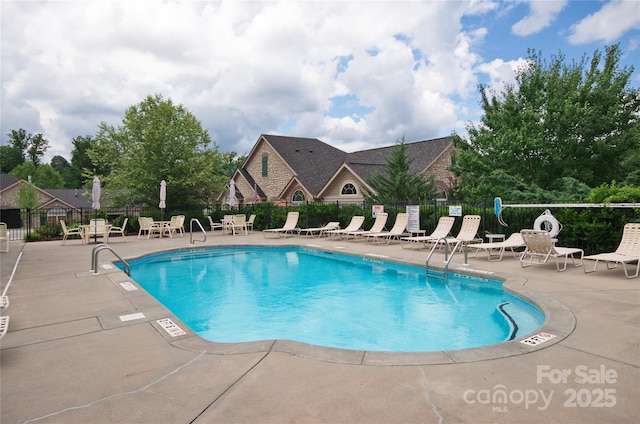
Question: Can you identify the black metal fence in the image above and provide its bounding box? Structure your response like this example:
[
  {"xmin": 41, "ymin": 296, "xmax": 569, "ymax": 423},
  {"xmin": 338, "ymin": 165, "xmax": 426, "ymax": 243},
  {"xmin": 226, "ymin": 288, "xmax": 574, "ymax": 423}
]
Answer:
[{"xmin": 3, "ymin": 199, "xmax": 639, "ymax": 255}]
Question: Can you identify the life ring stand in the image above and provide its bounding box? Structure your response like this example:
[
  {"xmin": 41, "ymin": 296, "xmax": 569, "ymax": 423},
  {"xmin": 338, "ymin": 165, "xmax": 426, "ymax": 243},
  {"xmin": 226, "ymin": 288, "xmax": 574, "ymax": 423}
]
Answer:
[{"xmin": 533, "ymin": 209, "xmax": 562, "ymax": 238}]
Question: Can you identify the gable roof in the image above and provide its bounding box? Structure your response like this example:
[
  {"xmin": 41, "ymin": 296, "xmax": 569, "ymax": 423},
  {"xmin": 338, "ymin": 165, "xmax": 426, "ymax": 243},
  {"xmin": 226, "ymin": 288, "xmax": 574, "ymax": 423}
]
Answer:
[
  {"xmin": 0, "ymin": 173, "xmax": 20, "ymax": 190},
  {"xmin": 345, "ymin": 136, "xmax": 453, "ymax": 181},
  {"xmin": 260, "ymin": 135, "xmax": 348, "ymax": 195}
]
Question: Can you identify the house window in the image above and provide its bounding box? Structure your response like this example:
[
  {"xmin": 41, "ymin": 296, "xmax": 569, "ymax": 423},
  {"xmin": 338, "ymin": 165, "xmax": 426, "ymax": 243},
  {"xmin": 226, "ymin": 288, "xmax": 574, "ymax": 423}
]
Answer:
[
  {"xmin": 436, "ymin": 186, "xmax": 448, "ymax": 200},
  {"xmin": 292, "ymin": 190, "xmax": 305, "ymax": 202},
  {"xmin": 341, "ymin": 183, "xmax": 357, "ymax": 195},
  {"xmin": 262, "ymin": 156, "xmax": 268, "ymax": 176}
]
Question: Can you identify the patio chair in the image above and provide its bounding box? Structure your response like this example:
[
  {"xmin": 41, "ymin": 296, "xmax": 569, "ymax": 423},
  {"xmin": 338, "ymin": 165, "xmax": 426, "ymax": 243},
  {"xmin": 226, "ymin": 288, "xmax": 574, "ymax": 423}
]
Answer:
[
  {"xmin": 107, "ymin": 218, "xmax": 128, "ymax": 242},
  {"xmin": 298, "ymin": 221, "xmax": 341, "ymax": 237},
  {"xmin": 230, "ymin": 214, "xmax": 248, "ymax": 236},
  {"xmin": 466, "ymin": 232, "xmax": 525, "ymax": 261},
  {"xmin": 165, "ymin": 215, "xmax": 185, "ymax": 238},
  {"xmin": 263, "ymin": 212, "xmax": 300, "ymax": 238},
  {"xmin": 520, "ymin": 229, "xmax": 583, "ymax": 272},
  {"xmin": 60, "ymin": 220, "xmax": 84, "ymax": 245},
  {"xmin": 401, "ymin": 216, "xmax": 455, "ymax": 249},
  {"xmin": 325, "ymin": 216, "xmax": 365, "ymax": 239},
  {"xmin": 138, "ymin": 217, "xmax": 162, "ymax": 239},
  {"xmin": 1, "ymin": 295, "xmax": 9, "ymax": 310},
  {"xmin": 583, "ymin": 222, "xmax": 640, "ymax": 279},
  {"xmin": 207, "ymin": 215, "xmax": 225, "ymax": 233},
  {"xmin": 344, "ymin": 213, "xmax": 388, "ymax": 240},
  {"xmin": 365, "ymin": 213, "xmax": 409, "ymax": 244},
  {"xmin": 246, "ymin": 214, "xmax": 256, "ymax": 231},
  {"xmin": 85, "ymin": 219, "xmax": 110, "ymax": 243},
  {"xmin": 0, "ymin": 222, "xmax": 9, "ymax": 252}
]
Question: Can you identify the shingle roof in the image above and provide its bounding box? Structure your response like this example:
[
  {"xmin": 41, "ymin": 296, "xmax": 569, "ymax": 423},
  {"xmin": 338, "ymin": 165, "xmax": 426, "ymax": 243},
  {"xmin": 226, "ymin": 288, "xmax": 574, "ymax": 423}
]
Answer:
[
  {"xmin": 0, "ymin": 173, "xmax": 20, "ymax": 190},
  {"xmin": 262, "ymin": 135, "xmax": 348, "ymax": 194},
  {"xmin": 346, "ymin": 137, "xmax": 452, "ymax": 180}
]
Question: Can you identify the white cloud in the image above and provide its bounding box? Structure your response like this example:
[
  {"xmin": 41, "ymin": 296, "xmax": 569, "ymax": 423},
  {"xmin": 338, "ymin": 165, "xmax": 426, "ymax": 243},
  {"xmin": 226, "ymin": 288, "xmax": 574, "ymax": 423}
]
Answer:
[
  {"xmin": 477, "ymin": 57, "xmax": 529, "ymax": 92},
  {"xmin": 2, "ymin": 0, "xmax": 635, "ymax": 164},
  {"xmin": 511, "ymin": 0, "xmax": 568, "ymax": 36},
  {"xmin": 568, "ymin": 0, "xmax": 640, "ymax": 44}
]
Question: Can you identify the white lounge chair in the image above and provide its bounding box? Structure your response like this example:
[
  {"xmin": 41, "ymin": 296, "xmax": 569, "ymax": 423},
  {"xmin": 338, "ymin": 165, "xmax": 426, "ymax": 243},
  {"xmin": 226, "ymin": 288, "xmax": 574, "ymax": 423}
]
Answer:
[
  {"xmin": 60, "ymin": 220, "xmax": 84, "ymax": 245},
  {"xmin": 466, "ymin": 232, "xmax": 525, "ymax": 261},
  {"xmin": 401, "ymin": 216, "xmax": 455, "ymax": 249},
  {"xmin": 0, "ymin": 315, "xmax": 8, "ymax": 340},
  {"xmin": 325, "ymin": 216, "xmax": 365, "ymax": 239},
  {"xmin": 583, "ymin": 222, "xmax": 640, "ymax": 279},
  {"xmin": 298, "ymin": 222, "xmax": 341, "ymax": 237},
  {"xmin": 344, "ymin": 213, "xmax": 388, "ymax": 240},
  {"xmin": 365, "ymin": 213, "xmax": 409, "ymax": 244},
  {"xmin": 520, "ymin": 229, "xmax": 583, "ymax": 272},
  {"xmin": 263, "ymin": 212, "xmax": 299, "ymax": 238}
]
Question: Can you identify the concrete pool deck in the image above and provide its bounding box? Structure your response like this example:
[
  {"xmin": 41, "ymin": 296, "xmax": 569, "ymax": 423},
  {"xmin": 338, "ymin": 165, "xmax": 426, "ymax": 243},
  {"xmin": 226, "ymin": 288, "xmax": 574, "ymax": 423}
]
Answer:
[{"xmin": 1, "ymin": 231, "xmax": 638, "ymax": 423}]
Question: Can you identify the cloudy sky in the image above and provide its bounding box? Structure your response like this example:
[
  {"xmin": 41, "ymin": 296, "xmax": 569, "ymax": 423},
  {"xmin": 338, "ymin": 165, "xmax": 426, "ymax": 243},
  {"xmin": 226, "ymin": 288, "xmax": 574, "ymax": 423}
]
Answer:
[{"xmin": 1, "ymin": 0, "xmax": 639, "ymax": 162}]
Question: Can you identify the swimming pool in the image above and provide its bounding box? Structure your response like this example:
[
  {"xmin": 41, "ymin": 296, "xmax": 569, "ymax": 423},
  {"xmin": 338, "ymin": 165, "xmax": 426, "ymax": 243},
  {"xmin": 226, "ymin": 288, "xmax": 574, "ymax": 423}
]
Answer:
[{"xmin": 126, "ymin": 246, "xmax": 544, "ymax": 352}]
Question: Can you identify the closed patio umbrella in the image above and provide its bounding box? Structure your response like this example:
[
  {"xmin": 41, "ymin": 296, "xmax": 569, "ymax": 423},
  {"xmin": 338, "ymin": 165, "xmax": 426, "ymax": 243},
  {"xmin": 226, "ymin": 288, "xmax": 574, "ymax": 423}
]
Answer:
[
  {"xmin": 159, "ymin": 180, "xmax": 166, "ymax": 220},
  {"xmin": 91, "ymin": 176, "xmax": 101, "ymax": 210},
  {"xmin": 91, "ymin": 176, "xmax": 100, "ymax": 243}
]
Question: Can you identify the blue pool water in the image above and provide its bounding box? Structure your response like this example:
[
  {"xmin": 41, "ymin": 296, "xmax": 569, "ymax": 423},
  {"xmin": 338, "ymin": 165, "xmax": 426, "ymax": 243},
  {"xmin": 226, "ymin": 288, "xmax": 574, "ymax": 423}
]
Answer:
[{"xmin": 125, "ymin": 246, "xmax": 544, "ymax": 352}]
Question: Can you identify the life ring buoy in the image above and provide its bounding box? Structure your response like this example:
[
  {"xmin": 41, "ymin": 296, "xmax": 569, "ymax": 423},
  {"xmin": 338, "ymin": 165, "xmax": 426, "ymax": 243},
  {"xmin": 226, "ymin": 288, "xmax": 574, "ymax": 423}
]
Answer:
[{"xmin": 533, "ymin": 209, "xmax": 561, "ymax": 238}]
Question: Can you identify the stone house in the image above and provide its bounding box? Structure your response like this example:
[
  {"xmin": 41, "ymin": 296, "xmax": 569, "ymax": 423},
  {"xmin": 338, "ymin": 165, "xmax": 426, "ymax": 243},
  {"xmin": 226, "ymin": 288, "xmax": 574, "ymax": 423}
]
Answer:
[
  {"xmin": 0, "ymin": 173, "xmax": 115, "ymax": 228},
  {"xmin": 228, "ymin": 134, "xmax": 456, "ymax": 206}
]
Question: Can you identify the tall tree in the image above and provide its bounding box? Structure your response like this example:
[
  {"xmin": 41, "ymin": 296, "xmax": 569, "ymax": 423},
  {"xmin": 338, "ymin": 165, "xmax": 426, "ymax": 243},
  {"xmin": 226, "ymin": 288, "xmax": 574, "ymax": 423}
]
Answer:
[
  {"xmin": 27, "ymin": 133, "xmax": 49, "ymax": 166},
  {"xmin": 451, "ymin": 44, "xmax": 640, "ymax": 200},
  {"xmin": 69, "ymin": 135, "xmax": 98, "ymax": 188},
  {"xmin": 4, "ymin": 129, "xmax": 50, "ymax": 167},
  {"xmin": 0, "ymin": 145, "xmax": 24, "ymax": 173},
  {"xmin": 32, "ymin": 164, "xmax": 65, "ymax": 189},
  {"xmin": 89, "ymin": 94, "xmax": 225, "ymax": 207},
  {"xmin": 364, "ymin": 137, "xmax": 436, "ymax": 202}
]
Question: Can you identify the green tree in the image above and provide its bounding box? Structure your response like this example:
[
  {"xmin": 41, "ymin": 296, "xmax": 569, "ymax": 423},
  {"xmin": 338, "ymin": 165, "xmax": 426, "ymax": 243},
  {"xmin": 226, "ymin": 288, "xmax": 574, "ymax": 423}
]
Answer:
[
  {"xmin": 221, "ymin": 152, "xmax": 247, "ymax": 177},
  {"xmin": 27, "ymin": 133, "xmax": 49, "ymax": 166},
  {"xmin": 364, "ymin": 137, "xmax": 436, "ymax": 202},
  {"xmin": 16, "ymin": 183, "xmax": 39, "ymax": 209},
  {"xmin": 51, "ymin": 155, "xmax": 75, "ymax": 188},
  {"xmin": 4, "ymin": 128, "xmax": 50, "ymax": 167},
  {"xmin": 67, "ymin": 136, "xmax": 99, "ymax": 188},
  {"xmin": 9, "ymin": 162, "xmax": 37, "ymax": 182},
  {"xmin": 0, "ymin": 145, "xmax": 24, "ymax": 173},
  {"xmin": 32, "ymin": 164, "xmax": 65, "ymax": 189},
  {"xmin": 451, "ymin": 44, "xmax": 640, "ymax": 200},
  {"xmin": 89, "ymin": 94, "xmax": 225, "ymax": 207}
]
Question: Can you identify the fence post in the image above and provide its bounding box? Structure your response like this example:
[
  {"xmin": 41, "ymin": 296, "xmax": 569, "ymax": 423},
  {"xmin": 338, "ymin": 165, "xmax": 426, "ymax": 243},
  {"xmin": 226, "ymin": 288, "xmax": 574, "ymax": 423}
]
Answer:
[
  {"xmin": 305, "ymin": 201, "xmax": 309, "ymax": 228},
  {"xmin": 433, "ymin": 199, "xmax": 437, "ymax": 229}
]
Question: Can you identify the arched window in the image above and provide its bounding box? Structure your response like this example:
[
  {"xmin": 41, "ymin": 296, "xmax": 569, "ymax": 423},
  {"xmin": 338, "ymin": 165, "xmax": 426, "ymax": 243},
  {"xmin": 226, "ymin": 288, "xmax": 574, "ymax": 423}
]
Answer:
[
  {"xmin": 341, "ymin": 183, "xmax": 357, "ymax": 195},
  {"xmin": 292, "ymin": 190, "xmax": 305, "ymax": 202},
  {"xmin": 435, "ymin": 186, "xmax": 448, "ymax": 200}
]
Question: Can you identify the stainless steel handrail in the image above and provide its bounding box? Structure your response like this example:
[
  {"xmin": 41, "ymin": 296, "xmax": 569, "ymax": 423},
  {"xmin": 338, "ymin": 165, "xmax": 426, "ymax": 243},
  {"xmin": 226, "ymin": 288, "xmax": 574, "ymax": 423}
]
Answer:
[
  {"xmin": 425, "ymin": 238, "xmax": 472, "ymax": 279},
  {"xmin": 91, "ymin": 243, "xmax": 130, "ymax": 276},
  {"xmin": 189, "ymin": 218, "xmax": 207, "ymax": 245}
]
